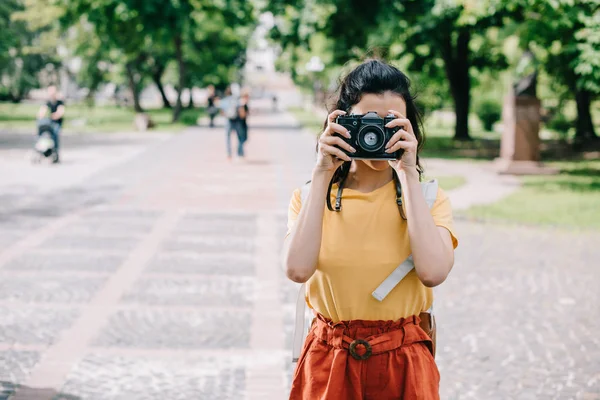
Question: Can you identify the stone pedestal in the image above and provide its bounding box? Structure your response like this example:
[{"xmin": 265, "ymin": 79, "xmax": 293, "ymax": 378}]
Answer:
[{"xmin": 495, "ymin": 93, "xmax": 558, "ymax": 175}]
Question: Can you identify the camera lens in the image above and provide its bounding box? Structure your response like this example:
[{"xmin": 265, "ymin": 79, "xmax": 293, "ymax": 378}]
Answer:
[{"xmin": 357, "ymin": 126, "xmax": 385, "ymax": 152}]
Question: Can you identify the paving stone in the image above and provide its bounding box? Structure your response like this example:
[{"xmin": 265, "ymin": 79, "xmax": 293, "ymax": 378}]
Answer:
[
  {"xmin": 182, "ymin": 213, "xmax": 257, "ymax": 224},
  {"xmin": 61, "ymin": 219, "xmax": 155, "ymax": 236},
  {"xmin": 60, "ymin": 354, "xmax": 245, "ymax": 400},
  {"xmin": 173, "ymin": 217, "xmax": 257, "ymax": 236},
  {"xmin": 4, "ymin": 251, "xmax": 125, "ymax": 272},
  {"xmin": 37, "ymin": 235, "xmax": 139, "ymax": 252},
  {"xmin": 0, "ymin": 350, "xmax": 41, "ymax": 385},
  {"xmin": 121, "ymin": 276, "xmax": 256, "ymax": 306},
  {"xmin": 83, "ymin": 209, "xmax": 162, "ymax": 220},
  {"xmin": 93, "ymin": 309, "xmax": 251, "ymax": 349},
  {"xmin": 145, "ymin": 253, "xmax": 255, "ymax": 276},
  {"xmin": 0, "ymin": 306, "xmax": 80, "ymax": 345},
  {"xmin": 0, "ymin": 274, "xmax": 107, "ymax": 303},
  {"xmin": 160, "ymin": 236, "xmax": 254, "ymax": 254}
]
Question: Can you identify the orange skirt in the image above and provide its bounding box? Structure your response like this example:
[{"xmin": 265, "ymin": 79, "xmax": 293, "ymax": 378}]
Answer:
[{"xmin": 290, "ymin": 313, "xmax": 440, "ymax": 400}]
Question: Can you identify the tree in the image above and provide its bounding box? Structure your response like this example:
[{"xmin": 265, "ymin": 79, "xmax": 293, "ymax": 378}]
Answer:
[
  {"xmin": 0, "ymin": 0, "xmax": 62, "ymax": 102},
  {"xmin": 512, "ymin": 0, "xmax": 599, "ymax": 141},
  {"xmin": 268, "ymin": 0, "xmax": 512, "ymax": 140}
]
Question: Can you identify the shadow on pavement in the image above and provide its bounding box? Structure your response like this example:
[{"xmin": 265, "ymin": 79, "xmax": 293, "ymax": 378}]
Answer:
[{"xmin": 1, "ymin": 381, "xmax": 80, "ymax": 400}]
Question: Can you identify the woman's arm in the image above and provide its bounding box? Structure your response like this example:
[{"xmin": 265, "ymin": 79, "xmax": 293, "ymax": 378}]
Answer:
[
  {"xmin": 282, "ymin": 170, "xmax": 333, "ymax": 283},
  {"xmin": 283, "ymin": 109, "xmax": 355, "ymax": 283},
  {"xmin": 401, "ymin": 170, "xmax": 454, "ymax": 287},
  {"xmin": 384, "ymin": 109, "xmax": 455, "ymax": 287}
]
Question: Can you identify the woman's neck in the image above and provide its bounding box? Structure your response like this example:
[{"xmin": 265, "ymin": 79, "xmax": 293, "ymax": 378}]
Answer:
[{"xmin": 344, "ymin": 161, "xmax": 394, "ymax": 193}]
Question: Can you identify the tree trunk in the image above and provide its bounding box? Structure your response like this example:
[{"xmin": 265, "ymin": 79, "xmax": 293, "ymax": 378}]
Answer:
[
  {"xmin": 152, "ymin": 65, "xmax": 171, "ymax": 109},
  {"xmin": 125, "ymin": 62, "xmax": 143, "ymax": 113},
  {"xmin": 172, "ymin": 35, "xmax": 185, "ymax": 122},
  {"xmin": 187, "ymin": 87, "xmax": 195, "ymax": 109},
  {"xmin": 440, "ymin": 30, "xmax": 472, "ymax": 141},
  {"xmin": 574, "ymin": 88, "xmax": 597, "ymax": 140}
]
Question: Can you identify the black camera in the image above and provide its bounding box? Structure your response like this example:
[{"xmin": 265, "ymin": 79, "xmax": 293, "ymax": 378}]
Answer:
[{"xmin": 335, "ymin": 111, "xmax": 402, "ymax": 160}]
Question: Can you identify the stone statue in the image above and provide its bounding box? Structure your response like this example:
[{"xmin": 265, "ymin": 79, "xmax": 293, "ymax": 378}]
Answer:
[
  {"xmin": 513, "ymin": 50, "xmax": 538, "ymax": 97},
  {"xmin": 496, "ymin": 48, "xmax": 557, "ymax": 175}
]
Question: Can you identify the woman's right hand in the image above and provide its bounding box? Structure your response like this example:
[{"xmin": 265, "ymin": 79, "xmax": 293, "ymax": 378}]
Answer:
[{"xmin": 315, "ymin": 110, "xmax": 356, "ymax": 172}]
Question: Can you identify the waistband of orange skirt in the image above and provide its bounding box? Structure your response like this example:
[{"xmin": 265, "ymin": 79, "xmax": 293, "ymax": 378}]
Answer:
[{"xmin": 311, "ymin": 313, "xmax": 431, "ymax": 356}]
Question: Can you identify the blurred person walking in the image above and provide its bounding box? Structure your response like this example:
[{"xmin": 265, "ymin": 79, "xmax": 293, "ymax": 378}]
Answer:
[
  {"xmin": 206, "ymin": 85, "xmax": 219, "ymax": 128},
  {"xmin": 236, "ymin": 89, "xmax": 250, "ymax": 146},
  {"xmin": 37, "ymin": 85, "xmax": 65, "ymax": 163},
  {"xmin": 219, "ymin": 86, "xmax": 244, "ymax": 161}
]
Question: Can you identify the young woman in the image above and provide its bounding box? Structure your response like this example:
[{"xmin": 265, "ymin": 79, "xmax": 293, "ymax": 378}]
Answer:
[{"xmin": 284, "ymin": 59, "xmax": 458, "ymax": 399}]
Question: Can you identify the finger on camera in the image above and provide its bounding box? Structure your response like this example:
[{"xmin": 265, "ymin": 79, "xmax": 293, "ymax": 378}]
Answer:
[
  {"xmin": 322, "ymin": 135, "xmax": 356, "ymax": 153},
  {"xmin": 327, "ymin": 109, "xmax": 347, "ymax": 124},
  {"xmin": 387, "ymin": 109, "xmax": 407, "ymax": 119},
  {"xmin": 385, "ymin": 140, "xmax": 415, "ymax": 153},
  {"xmin": 323, "ymin": 145, "xmax": 352, "ymax": 162},
  {"xmin": 328, "ymin": 122, "xmax": 351, "ymax": 138},
  {"xmin": 385, "ymin": 129, "xmax": 412, "ymax": 149},
  {"xmin": 385, "ymin": 118, "xmax": 411, "ymax": 129}
]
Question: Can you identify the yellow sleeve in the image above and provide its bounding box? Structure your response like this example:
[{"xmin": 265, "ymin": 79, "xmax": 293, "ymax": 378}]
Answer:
[
  {"xmin": 431, "ymin": 187, "xmax": 459, "ymax": 249},
  {"xmin": 285, "ymin": 188, "xmax": 302, "ymax": 238}
]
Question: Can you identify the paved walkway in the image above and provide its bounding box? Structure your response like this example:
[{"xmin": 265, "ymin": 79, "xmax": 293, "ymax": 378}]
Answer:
[{"xmin": 0, "ymin": 107, "xmax": 598, "ymax": 400}]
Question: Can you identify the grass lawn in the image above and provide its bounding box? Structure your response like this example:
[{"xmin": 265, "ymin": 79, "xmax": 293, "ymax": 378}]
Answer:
[
  {"xmin": 464, "ymin": 160, "xmax": 600, "ymax": 230},
  {"xmin": 0, "ymin": 102, "xmax": 204, "ymax": 134}
]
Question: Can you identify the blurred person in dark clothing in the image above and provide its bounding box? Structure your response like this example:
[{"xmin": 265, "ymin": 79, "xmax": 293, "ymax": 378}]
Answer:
[
  {"xmin": 37, "ymin": 85, "xmax": 65, "ymax": 163},
  {"xmin": 206, "ymin": 85, "xmax": 219, "ymax": 127}
]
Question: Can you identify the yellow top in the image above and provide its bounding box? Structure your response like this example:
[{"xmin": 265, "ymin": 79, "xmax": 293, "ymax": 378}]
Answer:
[{"xmin": 286, "ymin": 180, "xmax": 458, "ymax": 323}]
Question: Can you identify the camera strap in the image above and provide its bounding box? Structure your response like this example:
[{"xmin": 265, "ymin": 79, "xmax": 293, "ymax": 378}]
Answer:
[{"xmin": 293, "ymin": 179, "xmax": 439, "ymax": 362}]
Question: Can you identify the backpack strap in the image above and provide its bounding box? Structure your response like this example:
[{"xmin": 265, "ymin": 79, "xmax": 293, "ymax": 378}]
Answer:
[{"xmin": 292, "ymin": 282, "xmax": 309, "ymax": 362}]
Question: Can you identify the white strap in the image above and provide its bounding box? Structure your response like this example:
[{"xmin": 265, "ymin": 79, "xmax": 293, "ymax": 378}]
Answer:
[
  {"xmin": 292, "ymin": 283, "xmax": 307, "ymax": 362},
  {"xmin": 372, "ymin": 256, "xmax": 415, "ymax": 301}
]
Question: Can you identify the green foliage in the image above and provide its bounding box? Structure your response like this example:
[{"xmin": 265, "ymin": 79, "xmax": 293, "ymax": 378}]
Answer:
[
  {"xmin": 474, "ymin": 98, "xmax": 502, "ymax": 132},
  {"xmin": 545, "ymin": 113, "xmax": 574, "ymax": 138},
  {"xmin": 510, "ymin": 0, "xmax": 600, "ymax": 96},
  {"xmin": 0, "ymin": 0, "xmax": 62, "ymax": 101}
]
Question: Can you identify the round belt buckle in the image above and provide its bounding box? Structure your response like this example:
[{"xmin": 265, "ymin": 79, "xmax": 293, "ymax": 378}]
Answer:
[{"xmin": 349, "ymin": 339, "xmax": 372, "ymax": 360}]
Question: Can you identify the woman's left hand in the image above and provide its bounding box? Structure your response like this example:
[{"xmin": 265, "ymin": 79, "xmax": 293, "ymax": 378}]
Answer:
[{"xmin": 384, "ymin": 109, "xmax": 418, "ymax": 176}]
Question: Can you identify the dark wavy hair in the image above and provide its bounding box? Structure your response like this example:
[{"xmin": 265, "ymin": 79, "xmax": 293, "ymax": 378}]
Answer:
[{"xmin": 321, "ymin": 59, "xmax": 426, "ymax": 214}]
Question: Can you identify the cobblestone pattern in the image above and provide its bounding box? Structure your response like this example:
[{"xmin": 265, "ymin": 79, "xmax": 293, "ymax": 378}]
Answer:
[
  {"xmin": 61, "ymin": 219, "xmax": 155, "ymax": 236},
  {"xmin": 0, "ymin": 275, "xmax": 107, "ymax": 303},
  {"xmin": 436, "ymin": 221, "xmax": 600, "ymax": 400},
  {"xmin": 173, "ymin": 213, "xmax": 257, "ymax": 236},
  {"xmin": 36, "ymin": 235, "xmax": 140, "ymax": 253},
  {"xmin": 4, "ymin": 251, "xmax": 126, "ymax": 273},
  {"xmin": 145, "ymin": 253, "xmax": 256, "ymax": 276},
  {"xmin": 0, "ymin": 350, "xmax": 40, "ymax": 385},
  {"xmin": 60, "ymin": 354, "xmax": 245, "ymax": 400},
  {"xmin": 82, "ymin": 209, "xmax": 162, "ymax": 221},
  {"xmin": 92, "ymin": 309, "xmax": 252, "ymax": 349},
  {"xmin": 0, "ymin": 306, "xmax": 80, "ymax": 345},
  {"xmin": 160, "ymin": 236, "xmax": 254, "ymax": 254},
  {"xmin": 121, "ymin": 276, "xmax": 256, "ymax": 306}
]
